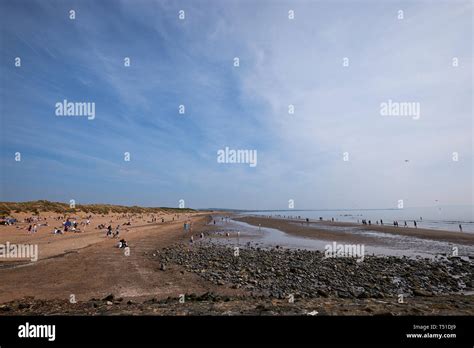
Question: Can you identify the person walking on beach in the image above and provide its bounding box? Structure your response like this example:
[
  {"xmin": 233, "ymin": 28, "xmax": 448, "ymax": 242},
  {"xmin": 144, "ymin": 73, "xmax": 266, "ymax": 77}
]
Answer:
[
  {"xmin": 404, "ymin": 221, "xmax": 407, "ymax": 227},
  {"xmin": 380, "ymin": 219, "xmax": 383, "ymax": 225},
  {"xmin": 459, "ymin": 224, "xmax": 462, "ymax": 232},
  {"xmin": 414, "ymin": 220, "xmax": 417, "ymax": 228},
  {"xmin": 113, "ymin": 225, "xmax": 120, "ymax": 238}
]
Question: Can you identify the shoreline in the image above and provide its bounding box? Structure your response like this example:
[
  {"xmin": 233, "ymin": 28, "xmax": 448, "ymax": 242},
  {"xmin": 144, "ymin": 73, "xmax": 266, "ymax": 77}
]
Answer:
[{"xmin": 235, "ymin": 216, "xmax": 474, "ymax": 247}]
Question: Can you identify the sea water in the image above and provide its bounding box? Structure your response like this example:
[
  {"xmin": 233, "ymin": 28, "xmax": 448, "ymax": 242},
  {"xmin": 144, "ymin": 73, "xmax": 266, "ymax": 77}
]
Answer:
[{"xmin": 245, "ymin": 205, "xmax": 474, "ymax": 233}]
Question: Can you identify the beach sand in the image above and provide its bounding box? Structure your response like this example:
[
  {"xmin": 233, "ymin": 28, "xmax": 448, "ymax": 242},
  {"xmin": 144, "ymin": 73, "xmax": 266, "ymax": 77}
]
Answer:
[{"xmin": 0, "ymin": 211, "xmax": 242, "ymax": 304}]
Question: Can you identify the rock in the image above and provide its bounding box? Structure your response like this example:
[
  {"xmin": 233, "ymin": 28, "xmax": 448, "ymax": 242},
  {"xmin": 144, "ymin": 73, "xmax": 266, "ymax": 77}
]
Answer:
[
  {"xmin": 18, "ymin": 303, "xmax": 30, "ymax": 310},
  {"xmin": 351, "ymin": 287, "xmax": 366, "ymax": 298},
  {"xmin": 413, "ymin": 289, "xmax": 433, "ymax": 297},
  {"xmin": 317, "ymin": 289, "xmax": 329, "ymax": 297},
  {"xmin": 337, "ymin": 291, "xmax": 353, "ymax": 299},
  {"xmin": 102, "ymin": 294, "xmax": 114, "ymax": 301},
  {"xmin": 156, "ymin": 243, "xmax": 471, "ymax": 303},
  {"xmin": 0, "ymin": 305, "xmax": 12, "ymax": 312}
]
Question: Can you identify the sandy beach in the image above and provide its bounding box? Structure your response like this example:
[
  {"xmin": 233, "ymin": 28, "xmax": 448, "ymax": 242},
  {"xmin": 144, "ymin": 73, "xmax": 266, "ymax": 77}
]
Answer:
[
  {"xmin": 0, "ymin": 206, "xmax": 473, "ymax": 315},
  {"xmin": 0, "ymin": 210, "xmax": 245, "ymax": 304}
]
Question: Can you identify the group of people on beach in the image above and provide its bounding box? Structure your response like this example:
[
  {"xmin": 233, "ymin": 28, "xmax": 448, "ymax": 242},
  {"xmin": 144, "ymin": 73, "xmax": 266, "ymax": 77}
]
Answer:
[
  {"xmin": 51, "ymin": 216, "xmax": 92, "ymax": 235},
  {"xmin": 359, "ymin": 219, "xmax": 418, "ymax": 228},
  {"xmin": 18, "ymin": 215, "xmax": 93, "ymax": 235},
  {"xmin": 106, "ymin": 224, "xmax": 121, "ymax": 238},
  {"xmin": 188, "ymin": 232, "xmax": 205, "ymax": 245},
  {"xmin": 27, "ymin": 224, "xmax": 38, "ymax": 234},
  {"xmin": 286, "ymin": 214, "xmax": 465, "ymax": 232},
  {"xmin": 357, "ymin": 219, "xmax": 463, "ymax": 232},
  {"xmin": 100, "ymin": 223, "xmax": 129, "ymax": 249},
  {"xmin": 184, "ymin": 219, "xmax": 206, "ymax": 246}
]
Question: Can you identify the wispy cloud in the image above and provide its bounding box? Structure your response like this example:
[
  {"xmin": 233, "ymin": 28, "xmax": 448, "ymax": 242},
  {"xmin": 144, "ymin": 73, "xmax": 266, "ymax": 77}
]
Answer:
[{"xmin": 0, "ymin": 0, "xmax": 471, "ymax": 209}]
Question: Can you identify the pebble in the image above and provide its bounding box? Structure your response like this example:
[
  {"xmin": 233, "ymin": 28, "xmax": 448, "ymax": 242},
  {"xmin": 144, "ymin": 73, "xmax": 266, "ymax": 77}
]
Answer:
[{"xmin": 158, "ymin": 244, "xmax": 472, "ymax": 300}]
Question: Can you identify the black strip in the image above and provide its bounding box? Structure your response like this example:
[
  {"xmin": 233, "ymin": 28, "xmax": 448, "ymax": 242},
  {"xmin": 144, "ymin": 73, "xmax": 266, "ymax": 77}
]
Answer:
[{"xmin": 0, "ymin": 315, "xmax": 472, "ymax": 346}]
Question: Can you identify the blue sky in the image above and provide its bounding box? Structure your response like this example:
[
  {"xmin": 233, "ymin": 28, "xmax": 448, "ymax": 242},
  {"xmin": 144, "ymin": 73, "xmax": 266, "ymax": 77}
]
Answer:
[{"xmin": 0, "ymin": 0, "xmax": 472, "ymax": 210}]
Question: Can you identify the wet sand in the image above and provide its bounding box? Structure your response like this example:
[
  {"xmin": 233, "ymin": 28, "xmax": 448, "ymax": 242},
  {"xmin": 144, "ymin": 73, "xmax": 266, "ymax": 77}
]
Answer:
[{"xmin": 235, "ymin": 216, "xmax": 474, "ymax": 246}]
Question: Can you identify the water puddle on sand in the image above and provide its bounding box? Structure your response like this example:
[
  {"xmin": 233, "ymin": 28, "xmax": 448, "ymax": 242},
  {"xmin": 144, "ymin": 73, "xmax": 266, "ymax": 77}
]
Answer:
[{"xmin": 203, "ymin": 216, "xmax": 474, "ymax": 260}]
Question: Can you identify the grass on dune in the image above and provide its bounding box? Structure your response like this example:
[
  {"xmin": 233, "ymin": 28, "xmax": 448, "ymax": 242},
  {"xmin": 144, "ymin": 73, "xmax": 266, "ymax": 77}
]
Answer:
[{"xmin": 0, "ymin": 200, "xmax": 195, "ymax": 216}]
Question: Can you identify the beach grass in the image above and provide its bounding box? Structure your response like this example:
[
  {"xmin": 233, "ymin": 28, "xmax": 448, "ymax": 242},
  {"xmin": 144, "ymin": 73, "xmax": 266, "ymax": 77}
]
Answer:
[{"xmin": 0, "ymin": 200, "xmax": 194, "ymax": 216}]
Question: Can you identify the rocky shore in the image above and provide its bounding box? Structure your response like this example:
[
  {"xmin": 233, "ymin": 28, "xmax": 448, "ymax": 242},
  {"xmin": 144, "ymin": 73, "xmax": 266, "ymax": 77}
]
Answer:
[
  {"xmin": 2, "ymin": 292, "xmax": 473, "ymax": 316},
  {"xmin": 2, "ymin": 243, "xmax": 473, "ymax": 315},
  {"xmin": 157, "ymin": 244, "xmax": 473, "ymax": 300}
]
